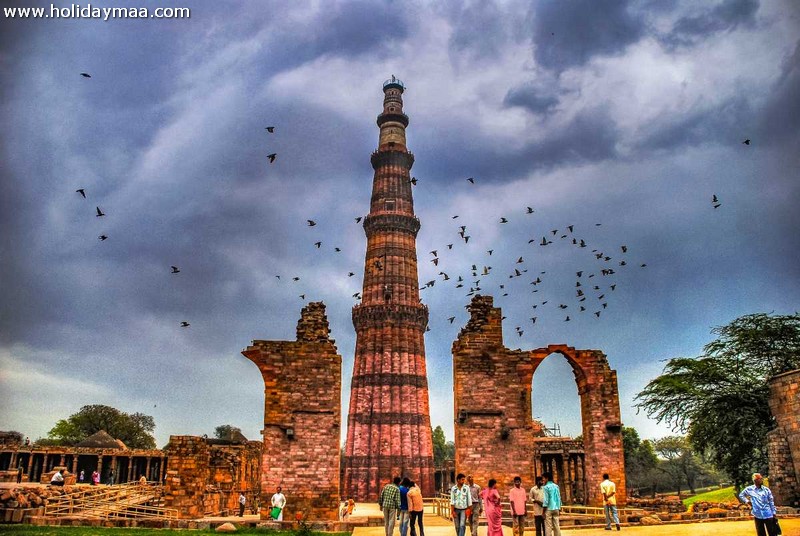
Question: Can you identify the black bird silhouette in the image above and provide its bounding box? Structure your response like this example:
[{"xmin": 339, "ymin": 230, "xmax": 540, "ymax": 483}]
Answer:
[
  {"xmin": 594, "ymin": 311, "xmax": 601, "ymax": 318},
  {"xmin": 275, "ymin": 275, "xmax": 281, "ymax": 279},
  {"xmin": 95, "ymin": 206, "xmax": 105, "ymax": 217},
  {"xmin": 267, "ymin": 153, "xmax": 277, "ymax": 163},
  {"xmin": 348, "ymin": 272, "xmax": 355, "ymax": 277},
  {"xmin": 76, "ymin": 189, "xmax": 86, "ymax": 198},
  {"xmin": 410, "ymin": 177, "xmax": 418, "ymax": 185},
  {"xmin": 180, "ymin": 321, "xmax": 190, "ymax": 327},
  {"xmin": 447, "ymin": 244, "xmax": 453, "ymax": 249},
  {"xmin": 171, "ymin": 266, "xmax": 180, "ymax": 274},
  {"xmin": 712, "ymin": 194, "xmax": 721, "ymax": 208},
  {"xmin": 448, "ymin": 316, "xmax": 455, "ymax": 324},
  {"xmin": 464, "ymin": 236, "xmax": 470, "ymax": 243},
  {"xmin": 516, "ymin": 257, "xmax": 524, "ymax": 264},
  {"xmin": 334, "ymin": 247, "xmax": 341, "ymax": 252},
  {"xmin": 565, "ymin": 316, "xmax": 570, "ymax": 322},
  {"xmin": 307, "ymin": 220, "xmax": 316, "ymax": 226},
  {"xmin": 500, "ymin": 217, "xmax": 509, "ymax": 224},
  {"xmin": 293, "ymin": 277, "xmax": 300, "ymax": 281},
  {"xmin": 430, "ymin": 250, "xmax": 438, "ymax": 257},
  {"xmin": 487, "ymin": 250, "xmax": 493, "ymax": 255},
  {"xmin": 355, "ymin": 216, "xmax": 362, "ymax": 223},
  {"xmin": 431, "ymin": 258, "xmax": 439, "ymax": 266},
  {"xmin": 299, "ymin": 294, "xmax": 306, "ymax": 300},
  {"xmin": 621, "ymin": 245, "xmax": 627, "ymax": 253},
  {"xmin": 98, "ymin": 235, "xmax": 107, "ymax": 241},
  {"xmin": 526, "ymin": 206, "xmax": 534, "ymax": 214},
  {"xmin": 452, "ymin": 215, "xmax": 459, "ymax": 219},
  {"xmin": 314, "ymin": 242, "xmax": 322, "ymax": 248},
  {"xmin": 80, "ymin": 73, "xmax": 91, "ymax": 78},
  {"xmin": 265, "ymin": 126, "xmax": 275, "ymax": 133},
  {"xmin": 742, "ymin": 139, "xmax": 751, "ymax": 145},
  {"xmin": 467, "ymin": 177, "xmax": 475, "ymax": 184}
]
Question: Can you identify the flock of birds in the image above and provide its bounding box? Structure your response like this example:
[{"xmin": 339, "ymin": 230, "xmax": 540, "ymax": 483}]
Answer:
[{"xmin": 73, "ymin": 72, "xmax": 750, "ymax": 334}]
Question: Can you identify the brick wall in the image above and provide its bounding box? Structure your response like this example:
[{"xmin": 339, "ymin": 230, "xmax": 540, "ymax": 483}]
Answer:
[
  {"xmin": 242, "ymin": 302, "xmax": 342, "ymax": 521},
  {"xmin": 452, "ymin": 295, "xmax": 625, "ymax": 506},
  {"xmin": 767, "ymin": 369, "xmax": 800, "ymax": 506}
]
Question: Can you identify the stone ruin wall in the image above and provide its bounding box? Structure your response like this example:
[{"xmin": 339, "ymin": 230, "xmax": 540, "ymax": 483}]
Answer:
[
  {"xmin": 452, "ymin": 295, "xmax": 625, "ymax": 507},
  {"xmin": 242, "ymin": 302, "xmax": 342, "ymax": 521},
  {"xmin": 163, "ymin": 436, "xmax": 261, "ymax": 519},
  {"xmin": 767, "ymin": 369, "xmax": 800, "ymax": 506}
]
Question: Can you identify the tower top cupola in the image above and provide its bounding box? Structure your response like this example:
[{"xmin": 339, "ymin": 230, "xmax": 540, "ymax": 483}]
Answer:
[{"xmin": 383, "ymin": 75, "xmax": 405, "ymax": 92}]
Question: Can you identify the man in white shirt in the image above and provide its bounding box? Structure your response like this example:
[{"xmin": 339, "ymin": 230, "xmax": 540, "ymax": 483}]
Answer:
[
  {"xmin": 600, "ymin": 474, "xmax": 620, "ymax": 531},
  {"xmin": 50, "ymin": 469, "xmax": 65, "ymax": 487},
  {"xmin": 529, "ymin": 476, "xmax": 545, "ymax": 536},
  {"xmin": 271, "ymin": 486, "xmax": 286, "ymax": 521}
]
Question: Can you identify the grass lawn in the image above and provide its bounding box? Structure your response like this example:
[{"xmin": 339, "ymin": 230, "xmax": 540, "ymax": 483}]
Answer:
[
  {"xmin": 0, "ymin": 527, "xmax": 347, "ymax": 536},
  {"xmin": 683, "ymin": 486, "xmax": 739, "ymax": 508}
]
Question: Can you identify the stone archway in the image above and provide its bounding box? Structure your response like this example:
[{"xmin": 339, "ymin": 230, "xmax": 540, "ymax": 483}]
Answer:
[{"xmin": 452, "ymin": 295, "xmax": 625, "ymax": 506}]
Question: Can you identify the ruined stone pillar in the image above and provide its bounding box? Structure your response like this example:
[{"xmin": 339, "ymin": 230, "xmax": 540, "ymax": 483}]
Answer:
[
  {"xmin": 767, "ymin": 369, "xmax": 800, "ymax": 505},
  {"xmin": 71, "ymin": 457, "xmax": 78, "ymax": 474},
  {"xmin": 127, "ymin": 458, "xmax": 134, "ymax": 481},
  {"xmin": 242, "ymin": 302, "xmax": 342, "ymax": 520},
  {"xmin": 146, "ymin": 457, "xmax": 152, "ymax": 480},
  {"xmin": 163, "ymin": 436, "xmax": 211, "ymax": 519}
]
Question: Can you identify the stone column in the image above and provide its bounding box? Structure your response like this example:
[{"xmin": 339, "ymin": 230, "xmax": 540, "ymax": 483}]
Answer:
[
  {"xmin": 71, "ymin": 457, "xmax": 78, "ymax": 474},
  {"xmin": 127, "ymin": 458, "xmax": 134, "ymax": 482},
  {"xmin": 146, "ymin": 457, "xmax": 152, "ymax": 480}
]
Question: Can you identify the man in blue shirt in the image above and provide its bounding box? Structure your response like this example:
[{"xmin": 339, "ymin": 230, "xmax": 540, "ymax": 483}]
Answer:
[
  {"xmin": 738, "ymin": 473, "xmax": 779, "ymax": 536},
  {"xmin": 399, "ymin": 477, "xmax": 411, "ymax": 536},
  {"xmin": 541, "ymin": 472, "xmax": 561, "ymax": 536},
  {"xmin": 450, "ymin": 473, "xmax": 473, "ymax": 536}
]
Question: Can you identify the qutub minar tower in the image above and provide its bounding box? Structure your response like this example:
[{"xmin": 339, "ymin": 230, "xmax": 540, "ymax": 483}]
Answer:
[{"xmin": 343, "ymin": 77, "xmax": 435, "ymax": 500}]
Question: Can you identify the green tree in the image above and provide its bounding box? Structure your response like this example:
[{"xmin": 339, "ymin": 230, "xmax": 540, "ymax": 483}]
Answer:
[
  {"xmin": 47, "ymin": 404, "xmax": 156, "ymax": 449},
  {"xmin": 652, "ymin": 436, "xmax": 705, "ymax": 496},
  {"xmin": 622, "ymin": 427, "xmax": 658, "ymax": 493},
  {"xmin": 636, "ymin": 313, "xmax": 800, "ymax": 489},
  {"xmin": 432, "ymin": 425, "xmax": 450, "ymax": 466},
  {"xmin": 214, "ymin": 424, "xmax": 242, "ymax": 440}
]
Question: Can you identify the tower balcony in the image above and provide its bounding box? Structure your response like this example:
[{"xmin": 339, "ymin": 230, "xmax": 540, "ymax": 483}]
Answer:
[
  {"xmin": 383, "ymin": 76, "xmax": 405, "ymax": 91},
  {"xmin": 370, "ymin": 150, "xmax": 415, "ymax": 170}
]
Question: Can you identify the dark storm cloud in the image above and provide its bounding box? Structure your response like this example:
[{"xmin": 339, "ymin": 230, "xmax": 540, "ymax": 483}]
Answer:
[
  {"xmin": 755, "ymin": 40, "xmax": 800, "ymax": 147},
  {"xmin": 661, "ymin": 0, "xmax": 759, "ymax": 49},
  {"xmin": 503, "ymin": 82, "xmax": 561, "ymax": 115},
  {"xmin": 446, "ymin": 0, "xmax": 522, "ymax": 63},
  {"xmin": 634, "ymin": 96, "xmax": 754, "ymax": 152},
  {"xmin": 413, "ymin": 106, "xmax": 619, "ymax": 186},
  {"xmin": 531, "ymin": 0, "xmax": 644, "ymax": 71}
]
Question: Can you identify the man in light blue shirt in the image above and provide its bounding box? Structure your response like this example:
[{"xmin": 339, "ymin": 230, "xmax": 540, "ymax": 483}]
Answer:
[
  {"xmin": 541, "ymin": 472, "xmax": 561, "ymax": 536},
  {"xmin": 450, "ymin": 473, "xmax": 473, "ymax": 536},
  {"xmin": 738, "ymin": 473, "xmax": 779, "ymax": 536}
]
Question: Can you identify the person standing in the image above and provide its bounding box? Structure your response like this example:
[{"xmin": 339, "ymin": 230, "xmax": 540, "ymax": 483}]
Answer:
[
  {"xmin": 238, "ymin": 492, "xmax": 246, "ymax": 517},
  {"xmin": 529, "ymin": 476, "xmax": 545, "ymax": 536},
  {"xmin": 379, "ymin": 476, "xmax": 401, "ymax": 536},
  {"xmin": 408, "ymin": 481, "xmax": 425, "ymax": 536},
  {"xmin": 738, "ymin": 473, "xmax": 779, "ymax": 536},
  {"xmin": 16, "ymin": 466, "xmax": 23, "ymax": 484},
  {"xmin": 79, "ymin": 470, "xmax": 85, "ymax": 484},
  {"xmin": 399, "ymin": 477, "xmax": 412, "ymax": 536},
  {"xmin": 450, "ymin": 473, "xmax": 473, "ymax": 536},
  {"xmin": 91, "ymin": 470, "xmax": 100, "ymax": 486},
  {"xmin": 271, "ymin": 486, "xmax": 286, "ymax": 521},
  {"xmin": 467, "ymin": 475, "xmax": 482, "ymax": 536},
  {"xmin": 600, "ymin": 473, "xmax": 620, "ymax": 531},
  {"xmin": 107, "ymin": 469, "xmax": 115, "ymax": 486},
  {"xmin": 541, "ymin": 472, "xmax": 561, "ymax": 536},
  {"xmin": 509, "ymin": 476, "xmax": 527, "ymax": 536},
  {"xmin": 480, "ymin": 479, "xmax": 503, "ymax": 536}
]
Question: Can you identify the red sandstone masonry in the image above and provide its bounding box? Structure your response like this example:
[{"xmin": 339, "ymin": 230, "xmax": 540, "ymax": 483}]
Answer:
[
  {"xmin": 242, "ymin": 301, "xmax": 342, "ymax": 521},
  {"xmin": 768, "ymin": 369, "xmax": 800, "ymax": 506},
  {"xmin": 453, "ymin": 295, "xmax": 626, "ymax": 507}
]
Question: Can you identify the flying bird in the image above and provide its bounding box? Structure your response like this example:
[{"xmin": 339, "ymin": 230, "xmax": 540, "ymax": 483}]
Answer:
[
  {"xmin": 171, "ymin": 266, "xmax": 180, "ymax": 274},
  {"xmin": 80, "ymin": 72, "xmax": 91, "ymax": 78},
  {"xmin": 410, "ymin": 177, "xmax": 418, "ymax": 185},
  {"xmin": 526, "ymin": 206, "xmax": 534, "ymax": 214},
  {"xmin": 299, "ymin": 294, "xmax": 306, "ymax": 300},
  {"xmin": 448, "ymin": 316, "xmax": 455, "ymax": 324},
  {"xmin": 447, "ymin": 244, "xmax": 453, "ymax": 249},
  {"xmin": 180, "ymin": 321, "xmax": 190, "ymax": 327},
  {"xmin": 430, "ymin": 250, "xmax": 438, "ymax": 257},
  {"xmin": 621, "ymin": 245, "xmax": 627, "ymax": 253},
  {"xmin": 95, "ymin": 207, "xmax": 105, "ymax": 217},
  {"xmin": 334, "ymin": 247, "xmax": 341, "ymax": 252},
  {"xmin": 314, "ymin": 242, "xmax": 322, "ymax": 248},
  {"xmin": 267, "ymin": 153, "xmax": 277, "ymax": 163},
  {"xmin": 98, "ymin": 235, "xmax": 107, "ymax": 241},
  {"xmin": 265, "ymin": 126, "xmax": 275, "ymax": 133},
  {"xmin": 293, "ymin": 277, "xmax": 300, "ymax": 281},
  {"xmin": 467, "ymin": 177, "xmax": 475, "ymax": 184},
  {"xmin": 712, "ymin": 194, "xmax": 721, "ymax": 208},
  {"xmin": 500, "ymin": 217, "xmax": 508, "ymax": 224},
  {"xmin": 76, "ymin": 189, "xmax": 86, "ymax": 198},
  {"xmin": 307, "ymin": 220, "xmax": 316, "ymax": 226},
  {"xmin": 348, "ymin": 272, "xmax": 355, "ymax": 277},
  {"xmin": 742, "ymin": 139, "xmax": 750, "ymax": 145}
]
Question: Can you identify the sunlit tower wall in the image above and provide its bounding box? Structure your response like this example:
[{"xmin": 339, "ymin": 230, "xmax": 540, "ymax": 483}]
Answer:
[{"xmin": 342, "ymin": 77, "xmax": 435, "ymax": 500}]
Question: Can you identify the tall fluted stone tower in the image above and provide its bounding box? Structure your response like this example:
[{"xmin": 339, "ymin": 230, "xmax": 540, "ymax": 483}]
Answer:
[{"xmin": 343, "ymin": 77, "xmax": 435, "ymax": 500}]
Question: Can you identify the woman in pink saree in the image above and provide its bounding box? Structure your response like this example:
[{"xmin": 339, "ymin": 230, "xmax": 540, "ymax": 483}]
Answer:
[{"xmin": 481, "ymin": 479, "xmax": 503, "ymax": 536}]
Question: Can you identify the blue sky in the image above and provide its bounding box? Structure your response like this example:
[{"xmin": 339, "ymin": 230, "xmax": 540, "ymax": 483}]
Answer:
[{"xmin": 1, "ymin": 0, "xmax": 798, "ymax": 448}]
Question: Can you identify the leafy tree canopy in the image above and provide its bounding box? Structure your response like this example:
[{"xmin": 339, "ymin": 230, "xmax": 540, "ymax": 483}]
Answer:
[
  {"xmin": 214, "ymin": 424, "xmax": 242, "ymax": 440},
  {"xmin": 432, "ymin": 425, "xmax": 453, "ymax": 466},
  {"xmin": 636, "ymin": 313, "xmax": 800, "ymax": 488},
  {"xmin": 47, "ymin": 404, "xmax": 156, "ymax": 449}
]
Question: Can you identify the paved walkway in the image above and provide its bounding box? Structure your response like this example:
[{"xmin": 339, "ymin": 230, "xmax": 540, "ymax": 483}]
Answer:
[{"xmin": 351, "ymin": 504, "xmax": 800, "ymax": 536}]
